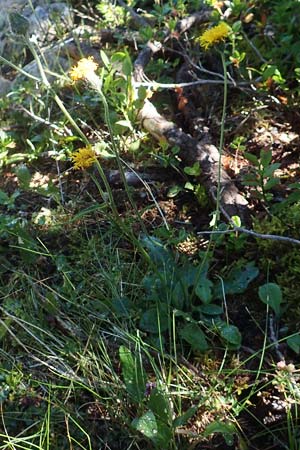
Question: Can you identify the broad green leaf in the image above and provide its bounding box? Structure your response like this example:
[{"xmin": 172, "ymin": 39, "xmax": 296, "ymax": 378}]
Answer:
[
  {"xmin": 204, "ymin": 421, "xmax": 236, "ymax": 446},
  {"xmin": 132, "ymin": 410, "xmax": 172, "ymax": 448},
  {"xmin": 220, "ymin": 324, "xmax": 242, "ymax": 348},
  {"xmin": 115, "ymin": 119, "xmax": 133, "ymax": 130},
  {"xmin": 199, "ymin": 304, "xmax": 223, "ymax": 316},
  {"xmin": 287, "ymin": 334, "xmax": 300, "ymax": 354},
  {"xmin": 141, "ymin": 236, "xmax": 173, "ymax": 269},
  {"xmin": 119, "ymin": 346, "xmax": 147, "ymax": 403},
  {"xmin": 180, "ymin": 323, "xmax": 208, "ymax": 351},
  {"xmin": 195, "ymin": 277, "xmax": 213, "ymax": 304},
  {"xmin": 214, "ymin": 262, "xmax": 259, "ymax": 298},
  {"xmin": 149, "ymin": 388, "xmax": 172, "ymax": 424},
  {"xmin": 258, "ymin": 283, "xmax": 283, "ymax": 316},
  {"xmin": 184, "ymin": 181, "xmax": 194, "ymax": 191},
  {"xmin": 184, "ymin": 162, "xmax": 201, "ymax": 176},
  {"xmin": 132, "ymin": 410, "xmax": 157, "ymax": 440},
  {"xmin": 167, "ymin": 185, "xmax": 182, "ymax": 197},
  {"xmin": 122, "ymin": 55, "xmax": 133, "ymax": 76},
  {"xmin": 231, "ymin": 215, "xmax": 241, "ymax": 227},
  {"xmin": 8, "ymin": 12, "xmax": 29, "ymax": 35},
  {"xmin": 15, "ymin": 164, "xmax": 31, "ymax": 189},
  {"xmin": 140, "ymin": 307, "xmax": 169, "ymax": 333}
]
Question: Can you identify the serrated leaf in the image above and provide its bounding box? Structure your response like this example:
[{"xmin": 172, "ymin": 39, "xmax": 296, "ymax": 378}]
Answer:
[
  {"xmin": 180, "ymin": 323, "xmax": 208, "ymax": 351},
  {"xmin": 258, "ymin": 283, "xmax": 283, "ymax": 316}
]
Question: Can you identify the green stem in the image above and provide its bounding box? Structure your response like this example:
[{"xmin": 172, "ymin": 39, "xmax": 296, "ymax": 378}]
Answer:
[{"xmin": 215, "ymin": 51, "xmax": 228, "ymax": 225}]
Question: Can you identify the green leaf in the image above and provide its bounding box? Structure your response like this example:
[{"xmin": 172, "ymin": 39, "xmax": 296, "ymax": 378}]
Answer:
[
  {"xmin": 8, "ymin": 12, "xmax": 29, "ymax": 35},
  {"xmin": 140, "ymin": 307, "xmax": 169, "ymax": 333},
  {"xmin": 219, "ymin": 324, "xmax": 242, "ymax": 348},
  {"xmin": 122, "ymin": 55, "xmax": 133, "ymax": 76},
  {"xmin": 244, "ymin": 152, "xmax": 259, "ymax": 166},
  {"xmin": 231, "ymin": 215, "xmax": 241, "ymax": 227},
  {"xmin": 184, "ymin": 162, "xmax": 201, "ymax": 176},
  {"xmin": 195, "ymin": 277, "xmax": 213, "ymax": 304},
  {"xmin": 0, "ymin": 190, "xmax": 10, "ymax": 205},
  {"xmin": 287, "ymin": 334, "xmax": 300, "ymax": 354},
  {"xmin": 119, "ymin": 346, "xmax": 147, "ymax": 403},
  {"xmin": 264, "ymin": 177, "xmax": 280, "ymax": 190},
  {"xmin": 115, "ymin": 119, "xmax": 133, "ymax": 130},
  {"xmin": 258, "ymin": 283, "xmax": 283, "ymax": 316},
  {"xmin": 214, "ymin": 262, "xmax": 259, "ymax": 298},
  {"xmin": 167, "ymin": 185, "xmax": 182, "ymax": 198},
  {"xmin": 141, "ymin": 236, "xmax": 173, "ymax": 269},
  {"xmin": 232, "ymin": 20, "xmax": 242, "ymax": 32},
  {"xmin": 263, "ymin": 163, "xmax": 280, "ymax": 178},
  {"xmin": 149, "ymin": 389, "xmax": 172, "ymax": 424},
  {"xmin": 15, "ymin": 164, "xmax": 31, "ymax": 189},
  {"xmin": 184, "ymin": 181, "xmax": 194, "ymax": 191},
  {"xmin": 173, "ymin": 406, "xmax": 198, "ymax": 428},
  {"xmin": 199, "ymin": 304, "xmax": 223, "ymax": 316},
  {"xmin": 260, "ymin": 149, "xmax": 272, "ymax": 167},
  {"xmin": 132, "ymin": 410, "xmax": 157, "ymax": 441},
  {"xmin": 100, "ymin": 50, "xmax": 110, "ymax": 69},
  {"xmin": 132, "ymin": 410, "xmax": 172, "ymax": 448},
  {"xmin": 204, "ymin": 421, "xmax": 236, "ymax": 446},
  {"xmin": 180, "ymin": 323, "xmax": 209, "ymax": 352}
]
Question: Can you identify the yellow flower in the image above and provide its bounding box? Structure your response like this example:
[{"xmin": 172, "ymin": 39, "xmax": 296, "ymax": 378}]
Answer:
[
  {"xmin": 199, "ymin": 22, "xmax": 230, "ymax": 50},
  {"xmin": 71, "ymin": 147, "xmax": 97, "ymax": 170},
  {"xmin": 69, "ymin": 57, "xmax": 99, "ymax": 81}
]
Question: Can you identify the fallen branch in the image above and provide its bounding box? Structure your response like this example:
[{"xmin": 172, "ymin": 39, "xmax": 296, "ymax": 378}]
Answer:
[
  {"xmin": 198, "ymin": 193, "xmax": 300, "ymax": 246},
  {"xmin": 137, "ymin": 100, "xmax": 249, "ymax": 220},
  {"xmin": 132, "ymin": 19, "xmax": 250, "ymax": 221}
]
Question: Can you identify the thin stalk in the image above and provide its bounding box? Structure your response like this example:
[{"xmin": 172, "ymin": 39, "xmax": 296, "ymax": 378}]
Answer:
[{"xmin": 215, "ymin": 51, "xmax": 228, "ymax": 224}]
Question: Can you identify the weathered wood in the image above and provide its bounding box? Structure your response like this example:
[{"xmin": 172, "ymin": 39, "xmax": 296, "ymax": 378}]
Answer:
[{"xmin": 138, "ymin": 101, "xmax": 249, "ymax": 220}]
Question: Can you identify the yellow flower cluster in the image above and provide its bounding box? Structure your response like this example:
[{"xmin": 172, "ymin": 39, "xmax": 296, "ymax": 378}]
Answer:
[
  {"xmin": 199, "ymin": 22, "xmax": 230, "ymax": 50},
  {"xmin": 69, "ymin": 57, "xmax": 99, "ymax": 81},
  {"xmin": 71, "ymin": 147, "xmax": 97, "ymax": 170}
]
